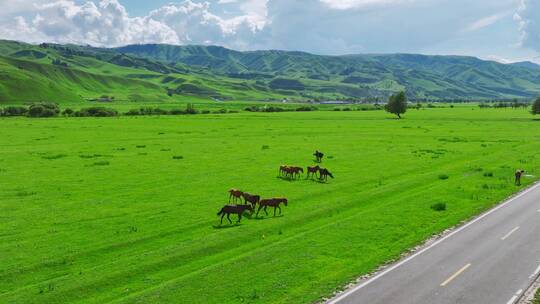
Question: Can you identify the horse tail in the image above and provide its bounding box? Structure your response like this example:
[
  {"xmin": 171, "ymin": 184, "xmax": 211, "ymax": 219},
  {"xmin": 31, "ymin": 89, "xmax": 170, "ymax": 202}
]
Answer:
[{"xmin": 217, "ymin": 208, "xmax": 224, "ymax": 216}]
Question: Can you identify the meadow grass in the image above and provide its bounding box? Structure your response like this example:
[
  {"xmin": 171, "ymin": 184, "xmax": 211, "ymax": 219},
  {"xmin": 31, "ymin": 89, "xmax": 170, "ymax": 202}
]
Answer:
[{"xmin": 1, "ymin": 107, "xmax": 539, "ymax": 303}]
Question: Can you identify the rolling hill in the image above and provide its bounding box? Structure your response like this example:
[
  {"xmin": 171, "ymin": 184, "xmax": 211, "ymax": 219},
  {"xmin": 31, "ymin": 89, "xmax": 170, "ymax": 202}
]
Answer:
[{"xmin": 0, "ymin": 39, "xmax": 539, "ymax": 103}]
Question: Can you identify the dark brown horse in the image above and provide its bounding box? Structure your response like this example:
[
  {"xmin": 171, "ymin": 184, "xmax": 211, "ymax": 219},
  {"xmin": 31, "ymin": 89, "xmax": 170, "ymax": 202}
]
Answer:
[
  {"xmin": 228, "ymin": 189, "xmax": 243, "ymax": 203},
  {"xmin": 515, "ymin": 169, "xmax": 525, "ymax": 185},
  {"xmin": 314, "ymin": 150, "xmax": 324, "ymax": 163},
  {"xmin": 318, "ymin": 168, "xmax": 334, "ymax": 181},
  {"xmin": 306, "ymin": 165, "xmax": 320, "ymax": 179},
  {"xmin": 242, "ymin": 192, "xmax": 260, "ymax": 208},
  {"xmin": 279, "ymin": 165, "xmax": 290, "ymax": 177},
  {"xmin": 217, "ymin": 204, "xmax": 253, "ymax": 224},
  {"xmin": 284, "ymin": 166, "xmax": 303, "ymax": 179},
  {"xmin": 256, "ymin": 198, "xmax": 288, "ymax": 217}
]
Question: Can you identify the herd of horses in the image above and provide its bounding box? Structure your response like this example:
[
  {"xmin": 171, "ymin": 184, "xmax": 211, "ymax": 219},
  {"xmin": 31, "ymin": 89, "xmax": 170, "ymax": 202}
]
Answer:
[
  {"xmin": 280, "ymin": 165, "xmax": 334, "ymax": 181},
  {"xmin": 217, "ymin": 190, "xmax": 288, "ymax": 224},
  {"xmin": 216, "ymin": 150, "xmax": 332, "ymax": 225}
]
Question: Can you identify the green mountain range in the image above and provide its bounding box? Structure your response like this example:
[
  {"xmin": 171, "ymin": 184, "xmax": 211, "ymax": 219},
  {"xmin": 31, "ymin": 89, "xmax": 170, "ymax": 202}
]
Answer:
[{"xmin": 1, "ymin": 39, "xmax": 539, "ymax": 103}]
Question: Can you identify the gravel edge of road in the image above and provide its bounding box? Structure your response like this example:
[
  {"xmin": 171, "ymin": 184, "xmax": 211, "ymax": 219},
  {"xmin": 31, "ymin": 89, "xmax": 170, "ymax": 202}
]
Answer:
[
  {"xmin": 519, "ymin": 279, "xmax": 540, "ymax": 303},
  {"xmin": 322, "ymin": 181, "xmax": 540, "ymax": 304}
]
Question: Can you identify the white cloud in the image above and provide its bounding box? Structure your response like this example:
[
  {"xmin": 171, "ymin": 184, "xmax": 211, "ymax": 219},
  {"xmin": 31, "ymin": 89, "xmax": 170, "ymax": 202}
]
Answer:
[
  {"xmin": 319, "ymin": 0, "xmax": 414, "ymax": 10},
  {"xmin": 0, "ymin": 0, "xmax": 267, "ymax": 48},
  {"xmin": 464, "ymin": 12, "xmax": 507, "ymax": 32},
  {"xmin": 514, "ymin": 0, "xmax": 540, "ymax": 52}
]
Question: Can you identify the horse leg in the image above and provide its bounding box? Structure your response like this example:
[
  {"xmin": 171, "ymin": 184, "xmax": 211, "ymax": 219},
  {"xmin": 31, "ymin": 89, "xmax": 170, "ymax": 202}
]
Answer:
[
  {"xmin": 278, "ymin": 205, "xmax": 282, "ymax": 214},
  {"xmin": 273, "ymin": 206, "xmax": 277, "ymax": 216},
  {"xmin": 227, "ymin": 213, "xmax": 232, "ymax": 224},
  {"xmin": 220, "ymin": 213, "xmax": 225, "ymax": 224},
  {"xmin": 264, "ymin": 206, "xmax": 268, "ymax": 215},
  {"xmin": 237, "ymin": 212, "xmax": 242, "ymax": 223},
  {"xmin": 256, "ymin": 205, "xmax": 262, "ymax": 217}
]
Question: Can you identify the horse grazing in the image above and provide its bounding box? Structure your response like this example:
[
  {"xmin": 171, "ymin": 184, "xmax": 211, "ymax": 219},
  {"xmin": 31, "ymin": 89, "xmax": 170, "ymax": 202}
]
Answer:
[
  {"xmin": 515, "ymin": 169, "xmax": 525, "ymax": 185},
  {"xmin": 306, "ymin": 165, "xmax": 320, "ymax": 179},
  {"xmin": 228, "ymin": 189, "xmax": 244, "ymax": 203},
  {"xmin": 313, "ymin": 150, "xmax": 324, "ymax": 163},
  {"xmin": 217, "ymin": 204, "xmax": 253, "ymax": 224},
  {"xmin": 279, "ymin": 165, "xmax": 290, "ymax": 177},
  {"xmin": 287, "ymin": 166, "xmax": 304, "ymax": 179},
  {"xmin": 291, "ymin": 167, "xmax": 304, "ymax": 178},
  {"xmin": 242, "ymin": 192, "xmax": 260, "ymax": 208},
  {"xmin": 256, "ymin": 198, "xmax": 288, "ymax": 217},
  {"xmin": 318, "ymin": 168, "xmax": 334, "ymax": 181}
]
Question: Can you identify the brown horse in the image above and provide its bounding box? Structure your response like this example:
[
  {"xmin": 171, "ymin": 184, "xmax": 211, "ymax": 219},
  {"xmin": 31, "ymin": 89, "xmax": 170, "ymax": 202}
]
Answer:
[
  {"xmin": 217, "ymin": 204, "xmax": 253, "ymax": 224},
  {"xmin": 242, "ymin": 192, "xmax": 260, "ymax": 208},
  {"xmin": 306, "ymin": 165, "xmax": 320, "ymax": 179},
  {"xmin": 228, "ymin": 189, "xmax": 243, "ymax": 203},
  {"xmin": 515, "ymin": 169, "xmax": 525, "ymax": 185},
  {"xmin": 284, "ymin": 166, "xmax": 303, "ymax": 179},
  {"xmin": 256, "ymin": 198, "xmax": 288, "ymax": 217},
  {"xmin": 279, "ymin": 165, "xmax": 290, "ymax": 177},
  {"xmin": 318, "ymin": 168, "xmax": 334, "ymax": 181}
]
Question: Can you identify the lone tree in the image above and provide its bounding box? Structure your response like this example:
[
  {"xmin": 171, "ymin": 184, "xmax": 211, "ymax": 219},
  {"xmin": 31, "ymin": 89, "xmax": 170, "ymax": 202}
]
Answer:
[
  {"xmin": 532, "ymin": 96, "xmax": 540, "ymax": 116},
  {"xmin": 385, "ymin": 91, "xmax": 407, "ymax": 118}
]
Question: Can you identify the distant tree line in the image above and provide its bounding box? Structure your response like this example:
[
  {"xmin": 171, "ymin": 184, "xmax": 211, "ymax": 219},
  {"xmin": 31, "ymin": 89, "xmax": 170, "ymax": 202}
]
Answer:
[
  {"xmin": 0, "ymin": 103, "xmax": 241, "ymax": 118},
  {"xmin": 478, "ymin": 101, "xmax": 530, "ymax": 109}
]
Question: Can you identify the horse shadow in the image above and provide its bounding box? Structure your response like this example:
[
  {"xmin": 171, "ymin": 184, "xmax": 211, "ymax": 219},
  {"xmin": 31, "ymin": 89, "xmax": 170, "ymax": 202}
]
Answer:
[
  {"xmin": 212, "ymin": 223, "xmax": 242, "ymax": 229},
  {"xmin": 253, "ymin": 214, "xmax": 284, "ymax": 220},
  {"xmin": 277, "ymin": 176, "xmax": 300, "ymax": 182}
]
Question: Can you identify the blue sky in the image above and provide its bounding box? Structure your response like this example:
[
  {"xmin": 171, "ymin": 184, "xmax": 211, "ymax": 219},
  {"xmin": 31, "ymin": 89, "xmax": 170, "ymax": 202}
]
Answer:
[{"xmin": 0, "ymin": 0, "xmax": 539, "ymax": 63}]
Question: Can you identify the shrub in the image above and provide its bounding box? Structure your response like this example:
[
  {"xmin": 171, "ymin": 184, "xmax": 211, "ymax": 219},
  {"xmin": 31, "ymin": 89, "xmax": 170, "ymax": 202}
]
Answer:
[
  {"xmin": 532, "ymin": 96, "xmax": 540, "ymax": 116},
  {"xmin": 201, "ymin": 110, "xmax": 211, "ymax": 114},
  {"xmin": 62, "ymin": 108, "xmax": 74, "ymax": 116},
  {"xmin": 125, "ymin": 109, "xmax": 141, "ymax": 116},
  {"xmin": 169, "ymin": 108, "xmax": 185, "ymax": 115},
  {"xmin": 2, "ymin": 106, "xmax": 28, "ymax": 116},
  {"xmin": 28, "ymin": 103, "xmax": 60, "ymax": 118},
  {"xmin": 185, "ymin": 103, "xmax": 198, "ymax": 115},
  {"xmin": 342, "ymin": 107, "xmax": 351, "ymax": 111},
  {"xmin": 92, "ymin": 161, "xmax": 110, "ymax": 166},
  {"xmin": 431, "ymin": 202, "xmax": 446, "ymax": 211},
  {"xmin": 483, "ymin": 172, "xmax": 494, "ymax": 177},
  {"xmin": 438, "ymin": 174, "xmax": 449, "ymax": 180},
  {"xmin": 172, "ymin": 155, "xmax": 184, "ymax": 160},
  {"xmin": 75, "ymin": 107, "xmax": 118, "ymax": 117},
  {"xmin": 214, "ymin": 109, "xmax": 228, "ymax": 114},
  {"xmin": 296, "ymin": 106, "xmax": 317, "ymax": 111}
]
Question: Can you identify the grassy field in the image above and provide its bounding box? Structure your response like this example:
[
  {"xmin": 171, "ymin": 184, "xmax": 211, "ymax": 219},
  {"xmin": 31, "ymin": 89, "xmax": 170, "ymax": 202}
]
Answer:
[{"xmin": 1, "ymin": 107, "xmax": 539, "ymax": 304}]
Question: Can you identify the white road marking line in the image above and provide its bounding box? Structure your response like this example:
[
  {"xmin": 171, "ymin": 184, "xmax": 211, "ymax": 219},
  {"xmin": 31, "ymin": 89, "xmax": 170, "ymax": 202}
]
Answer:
[
  {"xmin": 440, "ymin": 263, "xmax": 471, "ymax": 287},
  {"xmin": 327, "ymin": 182, "xmax": 540, "ymax": 304},
  {"xmin": 506, "ymin": 295, "xmax": 518, "ymax": 304},
  {"xmin": 506, "ymin": 289, "xmax": 524, "ymax": 304},
  {"xmin": 501, "ymin": 226, "xmax": 520, "ymax": 240},
  {"xmin": 530, "ymin": 264, "xmax": 540, "ymax": 279},
  {"xmin": 506, "ymin": 289, "xmax": 523, "ymax": 304}
]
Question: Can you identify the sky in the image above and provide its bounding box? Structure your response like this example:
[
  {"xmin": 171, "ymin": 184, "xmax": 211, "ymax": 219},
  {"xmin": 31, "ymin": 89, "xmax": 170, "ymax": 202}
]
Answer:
[{"xmin": 0, "ymin": 0, "xmax": 539, "ymax": 63}]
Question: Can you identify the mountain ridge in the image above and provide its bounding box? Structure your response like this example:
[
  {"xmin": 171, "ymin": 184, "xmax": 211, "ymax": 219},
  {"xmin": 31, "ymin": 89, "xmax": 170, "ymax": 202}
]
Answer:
[{"xmin": 1, "ymin": 39, "xmax": 539, "ymax": 102}]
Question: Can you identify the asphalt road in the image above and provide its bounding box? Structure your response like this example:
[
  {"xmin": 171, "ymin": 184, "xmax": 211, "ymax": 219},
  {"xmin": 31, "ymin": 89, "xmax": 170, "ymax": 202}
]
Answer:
[{"xmin": 328, "ymin": 183, "xmax": 540, "ymax": 304}]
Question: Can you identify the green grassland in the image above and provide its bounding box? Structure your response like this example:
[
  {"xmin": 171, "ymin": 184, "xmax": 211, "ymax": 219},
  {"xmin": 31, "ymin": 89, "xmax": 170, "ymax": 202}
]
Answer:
[{"xmin": 1, "ymin": 107, "xmax": 539, "ymax": 303}]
